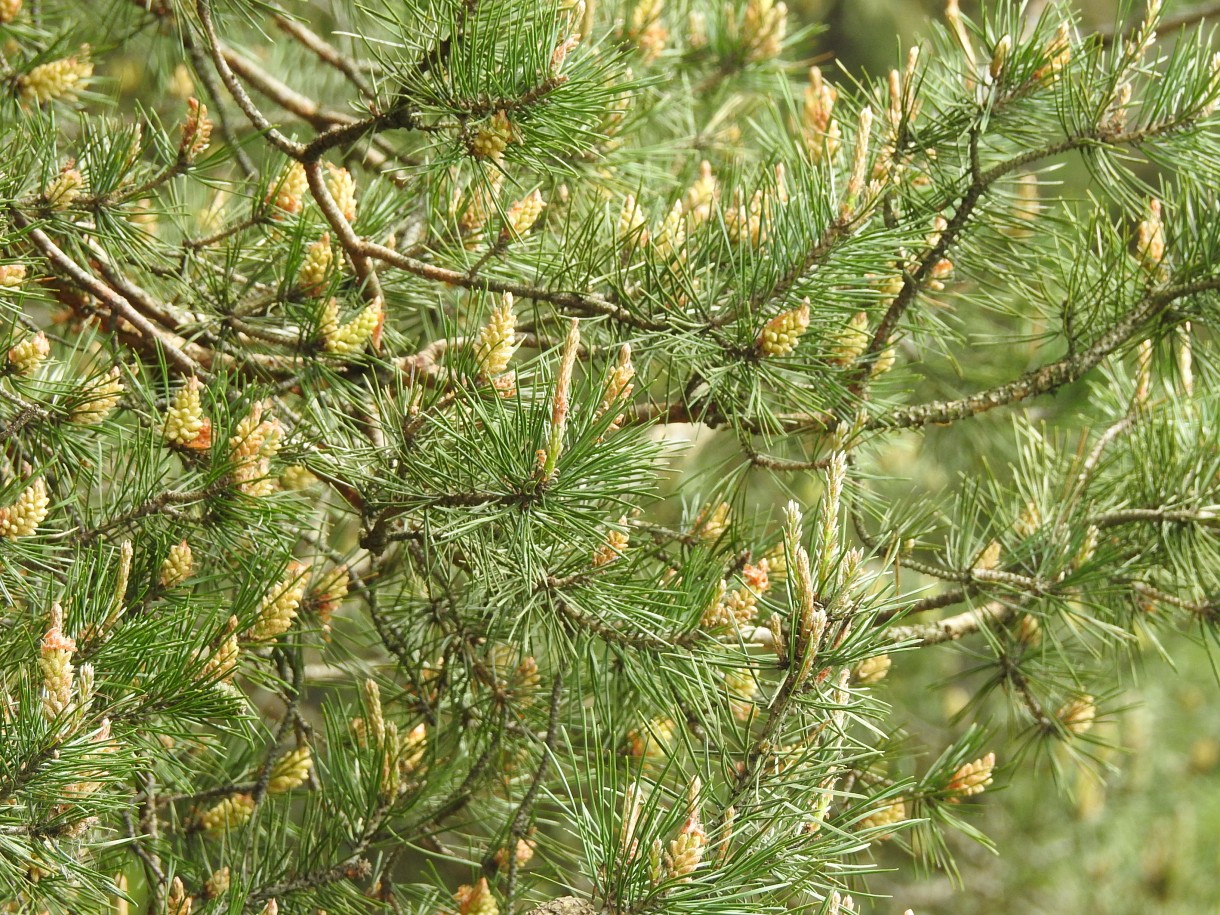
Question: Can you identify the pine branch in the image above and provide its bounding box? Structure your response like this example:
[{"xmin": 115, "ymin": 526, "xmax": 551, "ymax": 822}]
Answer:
[
  {"xmin": 885, "ymin": 600, "xmax": 1016, "ymax": 646},
  {"xmin": 874, "ymin": 275, "xmax": 1220, "ymax": 430}
]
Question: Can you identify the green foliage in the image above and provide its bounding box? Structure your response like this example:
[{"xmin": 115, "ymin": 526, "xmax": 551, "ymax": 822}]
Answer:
[{"xmin": 1, "ymin": 0, "xmax": 1219, "ymax": 912}]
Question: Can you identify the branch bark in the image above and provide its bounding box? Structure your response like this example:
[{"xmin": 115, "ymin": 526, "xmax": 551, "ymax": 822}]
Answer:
[{"xmin": 884, "ymin": 600, "xmax": 1016, "ymax": 646}]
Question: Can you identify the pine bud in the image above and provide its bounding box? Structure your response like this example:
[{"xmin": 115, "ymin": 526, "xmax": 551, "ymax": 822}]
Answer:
[
  {"xmin": 1073, "ymin": 525, "xmax": 1099, "ymax": 570},
  {"xmin": 502, "ymin": 189, "xmax": 546, "ymax": 239},
  {"xmin": 551, "ymin": 30, "xmax": 581, "ymax": 74},
  {"xmin": 618, "ymin": 194, "xmax": 648, "ymax": 244},
  {"xmin": 626, "ymin": 717, "xmax": 675, "ymax": 758},
  {"xmin": 259, "ymin": 901, "xmax": 278, "ymax": 915},
  {"xmin": 592, "ymin": 527, "xmax": 630, "ymax": 567},
  {"xmin": 724, "ymin": 667, "xmax": 759, "ymax": 722},
  {"xmin": 1057, "ymin": 694, "xmax": 1096, "ymax": 735},
  {"xmin": 632, "ymin": 0, "xmax": 668, "ymax": 60},
  {"xmin": 279, "ymin": 464, "xmax": 319, "ymax": 490},
  {"xmin": 595, "ymin": 344, "xmax": 634, "ymax": 422},
  {"xmin": 493, "ymin": 838, "xmax": 536, "ymax": 872},
  {"xmin": 725, "ymin": 188, "xmax": 766, "ymax": 246},
  {"xmin": 70, "ymin": 366, "xmax": 124, "ymax": 425},
  {"xmin": 168, "ymin": 876, "xmax": 192, "ymax": 915},
  {"xmin": 362, "ymin": 678, "xmax": 386, "ymax": 745},
  {"xmin": 619, "ymin": 781, "xmax": 646, "ymax": 854},
  {"xmin": 324, "ymin": 164, "xmax": 357, "ymax": 222},
  {"xmin": 696, "ymin": 501, "xmax": 731, "ymax": 541},
  {"xmin": 757, "ymin": 300, "xmax": 810, "ymax": 357},
  {"xmin": 842, "ymin": 106, "xmax": 874, "ymax": 216},
  {"xmin": 973, "ymin": 539, "xmax": 1002, "ymax": 572},
  {"xmin": 0, "ymin": 263, "xmax": 27, "ymax": 288},
  {"xmin": 792, "ymin": 551, "xmax": 826, "ymax": 664},
  {"xmin": 399, "ymin": 721, "xmax": 427, "ymax": 775},
  {"xmin": 858, "ymin": 797, "xmax": 905, "ymax": 839},
  {"xmin": 944, "ymin": 0, "xmax": 978, "ymax": 88},
  {"xmin": 852, "ymin": 653, "xmax": 891, "ymax": 685},
  {"xmin": 18, "ymin": 47, "xmax": 93, "ymax": 104},
  {"xmin": 268, "ymin": 162, "xmax": 308, "ymax": 216},
  {"xmin": 203, "ymin": 616, "xmax": 240, "ymax": 682},
  {"xmin": 742, "ymin": 0, "xmax": 787, "ymax": 62},
  {"xmin": 839, "ymin": 546, "xmax": 864, "ymax": 593},
  {"xmin": 723, "ymin": 585, "xmax": 759, "ymax": 628},
  {"xmin": 684, "ymin": 160, "xmax": 718, "ymax": 225},
  {"xmin": 828, "ymin": 312, "xmax": 870, "ymax": 366},
  {"xmin": 989, "ymin": 35, "xmax": 1011, "ymax": 81},
  {"xmin": 828, "ymin": 891, "xmax": 857, "ymax": 914},
  {"xmin": 804, "ymin": 67, "xmax": 841, "ymax": 163},
  {"xmin": 0, "ymin": 0, "xmax": 21, "ymax": 23},
  {"xmin": 661, "ymin": 812, "xmax": 706, "ymax": 881},
  {"xmin": 647, "ymin": 838, "xmax": 663, "ymax": 881},
  {"xmin": 379, "ymin": 721, "xmax": 405, "ymax": 799},
  {"xmin": 7, "ymin": 331, "xmax": 49, "ymax": 376},
  {"xmin": 881, "ymin": 69, "xmax": 904, "ymax": 157},
  {"xmin": 0, "ymin": 476, "xmax": 49, "ymax": 539},
  {"xmin": 538, "ymin": 319, "xmax": 580, "ymax": 482},
  {"xmin": 764, "ymin": 544, "xmax": 788, "ymax": 582},
  {"xmin": 1015, "ymin": 614, "xmax": 1042, "ymax": 646},
  {"xmin": 1136, "ymin": 198, "xmax": 1165, "ymax": 274},
  {"xmin": 946, "ymin": 752, "xmax": 995, "ymax": 800},
  {"xmin": 75, "ymin": 663, "xmax": 96, "ymax": 719},
  {"xmin": 247, "ymin": 561, "xmax": 310, "ymax": 641},
  {"xmin": 456, "ymin": 878, "xmax": 498, "ymax": 915},
  {"xmin": 320, "ymin": 297, "xmax": 384, "ymax": 355},
  {"xmin": 651, "ymin": 199, "xmax": 685, "ymax": 258},
  {"xmin": 1129, "ymin": 0, "xmax": 1162, "ymax": 57},
  {"xmin": 458, "ymin": 170, "xmax": 504, "ymax": 242},
  {"xmin": 162, "ymin": 377, "xmax": 210, "ymax": 448},
  {"xmin": 229, "ymin": 401, "xmax": 283, "ymax": 496},
  {"xmin": 1035, "ymin": 22, "xmax": 1072, "ymax": 83},
  {"xmin": 44, "ymin": 164, "xmax": 86, "ymax": 210},
  {"xmin": 818, "ymin": 451, "xmax": 846, "ymax": 571},
  {"xmin": 926, "ymin": 256, "xmax": 953, "ymax": 291},
  {"xmin": 268, "ymin": 745, "xmax": 312, "ymax": 793},
  {"xmin": 743, "ymin": 560, "xmax": 770, "ymax": 594},
  {"xmin": 474, "ymin": 293, "xmax": 518, "ymax": 377},
  {"xmin": 298, "ymin": 234, "xmax": 335, "ymax": 296},
  {"xmin": 1001, "ymin": 172, "xmax": 1042, "ymax": 239},
  {"xmin": 203, "ymin": 867, "xmax": 230, "ymax": 899},
  {"xmin": 688, "ymin": 10, "xmax": 708, "ymax": 48},
  {"xmin": 180, "ymin": 97, "xmax": 212, "ymax": 160},
  {"xmin": 39, "ymin": 603, "xmax": 76, "ymax": 720},
  {"xmin": 1135, "ymin": 338, "xmax": 1153, "ymax": 404},
  {"xmin": 471, "ymin": 111, "xmax": 515, "ymax": 162},
  {"xmin": 199, "ymin": 793, "xmax": 255, "ymax": 835},
  {"xmin": 699, "ymin": 579, "xmax": 730, "ymax": 630},
  {"xmin": 159, "ymin": 539, "xmax": 194, "ymax": 589}
]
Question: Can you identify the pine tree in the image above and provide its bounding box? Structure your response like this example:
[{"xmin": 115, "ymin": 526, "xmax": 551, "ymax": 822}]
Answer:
[{"xmin": 1, "ymin": 0, "xmax": 1219, "ymax": 912}]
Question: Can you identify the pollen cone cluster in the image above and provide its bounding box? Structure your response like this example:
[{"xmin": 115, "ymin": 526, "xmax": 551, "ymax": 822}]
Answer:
[
  {"xmin": 758, "ymin": 300, "xmax": 810, "ymax": 356},
  {"xmin": 0, "ymin": 476, "xmax": 49, "ymax": 539},
  {"xmin": 162, "ymin": 377, "xmax": 210, "ymax": 448},
  {"xmin": 247, "ymin": 561, "xmax": 310, "ymax": 641},
  {"xmin": 19, "ymin": 48, "xmax": 92, "ymax": 104},
  {"xmin": 475, "ymin": 293, "xmax": 518, "ymax": 378}
]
